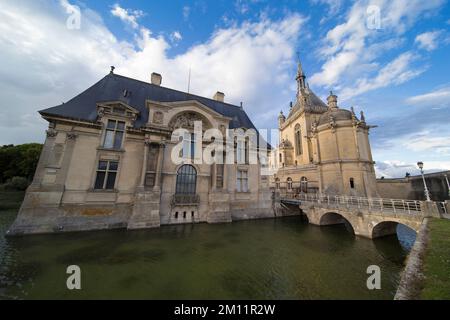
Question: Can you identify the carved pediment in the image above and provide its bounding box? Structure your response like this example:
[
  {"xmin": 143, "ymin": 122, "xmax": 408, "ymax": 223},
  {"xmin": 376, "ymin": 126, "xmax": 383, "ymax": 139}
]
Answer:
[
  {"xmin": 96, "ymin": 101, "xmax": 139, "ymax": 121},
  {"xmin": 168, "ymin": 112, "xmax": 209, "ymax": 130}
]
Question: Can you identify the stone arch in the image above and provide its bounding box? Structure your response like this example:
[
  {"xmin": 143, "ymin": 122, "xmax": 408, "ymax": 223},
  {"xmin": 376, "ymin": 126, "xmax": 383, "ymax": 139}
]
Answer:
[
  {"xmin": 371, "ymin": 220, "xmax": 418, "ymax": 239},
  {"xmin": 319, "ymin": 212, "xmax": 355, "ymax": 235}
]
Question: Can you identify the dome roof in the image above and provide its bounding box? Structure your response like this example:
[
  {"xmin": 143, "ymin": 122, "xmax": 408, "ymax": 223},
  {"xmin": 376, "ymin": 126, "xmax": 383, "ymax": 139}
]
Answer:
[{"xmin": 318, "ymin": 108, "xmax": 353, "ymax": 126}]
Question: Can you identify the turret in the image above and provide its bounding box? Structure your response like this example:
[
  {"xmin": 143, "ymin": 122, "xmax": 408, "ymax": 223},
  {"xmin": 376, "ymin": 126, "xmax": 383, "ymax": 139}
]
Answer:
[
  {"xmin": 327, "ymin": 91, "xmax": 338, "ymax": 110},
  {"xmin": 278, "ymin": 110, "xmax": 286, "ymax": 128}
]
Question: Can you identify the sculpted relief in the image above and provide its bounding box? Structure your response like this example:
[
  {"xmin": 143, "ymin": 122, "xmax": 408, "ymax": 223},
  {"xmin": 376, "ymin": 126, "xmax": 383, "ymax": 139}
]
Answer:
[{"xmin": 168, "ymin": 112, "xmax": 207, "ymax": 130}]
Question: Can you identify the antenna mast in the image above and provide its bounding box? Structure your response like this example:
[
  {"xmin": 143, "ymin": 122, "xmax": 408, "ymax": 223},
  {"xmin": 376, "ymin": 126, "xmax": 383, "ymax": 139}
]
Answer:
[{"xmin": 187, "ymin": 67, "xmax": 191, "ymax": 93}]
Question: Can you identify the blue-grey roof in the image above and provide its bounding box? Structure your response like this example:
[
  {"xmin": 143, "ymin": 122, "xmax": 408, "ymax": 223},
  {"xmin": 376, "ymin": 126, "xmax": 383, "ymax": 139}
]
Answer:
[{"xmin": 39, "ymin": 73, "xmax": 257, "ymax": 130}]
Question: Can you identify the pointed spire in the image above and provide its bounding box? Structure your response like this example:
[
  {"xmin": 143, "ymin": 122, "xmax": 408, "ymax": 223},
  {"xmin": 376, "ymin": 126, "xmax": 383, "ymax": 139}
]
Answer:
[{"xmin": 296, "ymin": 54, "xmax": 306, "ymax": 95}]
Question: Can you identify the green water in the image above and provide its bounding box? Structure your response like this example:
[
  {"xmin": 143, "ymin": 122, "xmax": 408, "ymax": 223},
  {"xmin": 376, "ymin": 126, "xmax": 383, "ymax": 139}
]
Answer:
[{"xmin": 0, "ymin": 208, "xmax": 414, "ymax": 300}]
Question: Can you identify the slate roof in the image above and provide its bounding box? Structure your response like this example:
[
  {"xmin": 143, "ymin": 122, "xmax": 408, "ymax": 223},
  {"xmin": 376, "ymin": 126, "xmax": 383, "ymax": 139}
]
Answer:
[{"xmin": 39, "ymin": 73, "xmax": 258, "ymax": 131}]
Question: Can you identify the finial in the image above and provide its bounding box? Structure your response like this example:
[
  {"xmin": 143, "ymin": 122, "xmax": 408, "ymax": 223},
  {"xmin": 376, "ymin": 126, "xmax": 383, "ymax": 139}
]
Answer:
[
  {"xmin": 110, "ymin": 66, "xmax": 115, "ymax": 74},
  {"xmin": 351, "ymin": 106, "xmax": 355, "ymax": 115},
  {"xmin": 290, "ymin": 101, "xmax": 293, "ymax": 109},
  {"xmin": 360, "ymin": 111, "xmax": 365, "ymax": 122},
  {"xmin": 330, "ymin": 90, "xmax": 333, "ymax": 96}
]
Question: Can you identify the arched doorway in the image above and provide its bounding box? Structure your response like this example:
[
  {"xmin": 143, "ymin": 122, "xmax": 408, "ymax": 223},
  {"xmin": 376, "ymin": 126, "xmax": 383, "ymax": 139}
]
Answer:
[{"xmin": 176, "ymin": 165, "xmax": 197, "ymax": 194}]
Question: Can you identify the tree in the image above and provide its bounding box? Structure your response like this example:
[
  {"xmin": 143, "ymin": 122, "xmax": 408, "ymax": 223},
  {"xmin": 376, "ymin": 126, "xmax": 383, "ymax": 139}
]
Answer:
[{"xmin": 0, "ymin": 143, "xmax": 43, "ymax": 184}]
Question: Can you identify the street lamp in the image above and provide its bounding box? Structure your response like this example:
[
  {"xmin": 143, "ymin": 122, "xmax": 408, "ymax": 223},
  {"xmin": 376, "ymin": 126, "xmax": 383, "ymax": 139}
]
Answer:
[{"xmin": 417, "ymin": 161, "xmax": 431, "ymax": 201}]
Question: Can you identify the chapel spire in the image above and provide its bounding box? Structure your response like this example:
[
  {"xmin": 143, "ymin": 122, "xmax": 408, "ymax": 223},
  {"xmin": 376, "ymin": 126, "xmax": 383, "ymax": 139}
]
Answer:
[{"xmin": 296, "ymin": 56, "xmax": 306, "ymax": 95}]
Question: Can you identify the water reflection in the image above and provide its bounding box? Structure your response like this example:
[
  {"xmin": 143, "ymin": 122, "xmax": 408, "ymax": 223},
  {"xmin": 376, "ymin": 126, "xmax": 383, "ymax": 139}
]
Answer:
[{"xmin": 0, "ymin": 215, "xmax": 412, "ymax": 300}]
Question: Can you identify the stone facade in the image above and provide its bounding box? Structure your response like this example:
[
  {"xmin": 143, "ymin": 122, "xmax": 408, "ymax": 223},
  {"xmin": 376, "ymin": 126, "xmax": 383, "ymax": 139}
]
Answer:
[
  {"xmin": 8, "ymin": 72, "xmax": 274, "ymax": 235},
  {"xmin": 270, "ymin": 62, "xmax": 378, "ymax": 198}
]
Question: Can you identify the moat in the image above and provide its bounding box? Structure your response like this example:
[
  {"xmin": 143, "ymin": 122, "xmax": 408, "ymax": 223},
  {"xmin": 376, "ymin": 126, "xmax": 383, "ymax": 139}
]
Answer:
[{"xmin": 0, "ymin": 211, "xmax": 415, "ymax": 300}]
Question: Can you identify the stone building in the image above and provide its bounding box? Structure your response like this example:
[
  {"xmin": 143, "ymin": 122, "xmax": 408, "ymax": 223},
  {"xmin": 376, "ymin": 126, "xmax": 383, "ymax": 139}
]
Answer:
[
  {"xmin": 8, "ymin": 69, "xmax": 273, "ymax": 235},
  {"xmin": 271, "ymin": 61, "xmax": 378, "ymax": 198}
]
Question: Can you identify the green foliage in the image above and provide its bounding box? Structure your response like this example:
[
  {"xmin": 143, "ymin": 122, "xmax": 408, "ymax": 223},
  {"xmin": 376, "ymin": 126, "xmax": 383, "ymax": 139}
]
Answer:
[
  {"xmin": 421, "ymin": 218, "xmax": 450, "ymax": 299},
  {"xmin": 0, "ymin": 143, "xmax": 43, "ymax": 184}
]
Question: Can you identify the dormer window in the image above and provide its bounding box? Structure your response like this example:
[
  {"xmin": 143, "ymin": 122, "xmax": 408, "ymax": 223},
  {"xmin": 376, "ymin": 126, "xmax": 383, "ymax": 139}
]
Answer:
[{"xmin": 103, "ymin": 119, "xmax": 125, "ymax": 149}]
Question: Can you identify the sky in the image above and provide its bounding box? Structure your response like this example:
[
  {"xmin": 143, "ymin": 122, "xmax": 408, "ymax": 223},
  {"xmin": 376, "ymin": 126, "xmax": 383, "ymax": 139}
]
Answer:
[{"xmin": 0, "ymin": 0, "xmax": 449, "ymax": 178}]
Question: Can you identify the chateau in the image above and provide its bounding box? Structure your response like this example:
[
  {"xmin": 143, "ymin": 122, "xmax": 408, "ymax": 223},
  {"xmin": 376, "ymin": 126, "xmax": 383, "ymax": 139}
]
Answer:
[
  {"xmin": 9, "ymin": 63, "xmax": 382, "ymax": 235},
  {"xmin": 8, "ymin": 69, "xmax": 274, "ymax": 235}
]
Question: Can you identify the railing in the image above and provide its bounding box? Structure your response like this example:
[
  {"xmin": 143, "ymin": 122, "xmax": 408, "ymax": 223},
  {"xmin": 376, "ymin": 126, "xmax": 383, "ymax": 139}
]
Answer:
[
  {"xmin": 438, "ymin": 202, "xmax": 448, "ymax": 215},
  {"xmin": 279, "ymin": 192, "xmax": 423, "ymax": 215},
  {"xmin": 170, "ymin": 194, "xmax": 200, "ymax": 206}
]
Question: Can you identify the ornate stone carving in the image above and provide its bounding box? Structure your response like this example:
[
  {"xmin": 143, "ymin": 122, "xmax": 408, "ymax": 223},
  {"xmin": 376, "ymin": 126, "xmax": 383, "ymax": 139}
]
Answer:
[
  {"xmin": 311, "ymin": 120, "xmax": 318, "ymax": 135},
  {"xmin": 97, "ymin": 107, "xmax": 105, "ymax": 117},
  {"xmin": 153, "ymin": 111, "xmax": 164, "ymax": 124},
  {"xmin": 169, "ymin": 112, "xmax": 205, "ymax": 130},
  {"xmin": 67, "ymin": 132, "xmax": 78, "ymax": 140},
  {"xmin": 328, "ymin": 115, "xmax": 337, "ymax": 132},
  {"xmin": 46, "ymin": 129, "xmax": 57, "ymax": 138},
  {"xmin": 279, "ymin": 138, "xmax": 293, "ymax": 149}
]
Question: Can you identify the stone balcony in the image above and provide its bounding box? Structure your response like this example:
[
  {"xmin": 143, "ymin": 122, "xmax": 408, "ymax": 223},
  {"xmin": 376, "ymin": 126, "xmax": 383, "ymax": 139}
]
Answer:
[{"xmin": 170, "ymin": 194, "xmax": 200, "ymax": 207}]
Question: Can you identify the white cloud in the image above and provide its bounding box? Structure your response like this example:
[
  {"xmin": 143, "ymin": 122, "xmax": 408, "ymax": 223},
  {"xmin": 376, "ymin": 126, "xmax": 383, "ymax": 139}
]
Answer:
[
  {"xmin": 415, "ymin": 30, "xmax": 442, "ymax": 51},
  {"xmin": 406, "ymin": 86, "xmax": 450, "ymax": 107},
  {"xmin": 340, "ymin": 52, "xmax": 426, "ymax": 99},
  {"xmin": 0, "ymin": 0, "xmax": 306, "ymax": 145},
  {"xmin": 375, "ymin": 160, "xmax": 450, "ymax": 178},
  {"xmin": 310, "ymin": 0, "xmax": 444, "ymax": 99},
  {"xmin": 183, "ymin": 6, "xmax": 190, "ymax": 21},
  {"xmin": 111, "ymin": 3, "xmax": 144, "ymax": 29},
  {"xmin": 170, "ymin": 31, "xmax": 183, "ymax": 43}
]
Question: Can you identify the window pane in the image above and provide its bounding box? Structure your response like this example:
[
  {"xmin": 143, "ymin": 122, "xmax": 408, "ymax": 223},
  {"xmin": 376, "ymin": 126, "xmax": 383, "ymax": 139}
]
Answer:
[
  {"xmin": 94, "ymin": 171, "xmax": 106, "ymax": 189},
  {"xmin": 113, "ymin": 131, "xmax": 123, "ymax": 149},
  {"xmin": 105, "ymin": 172, "xmax": 117, "ymax": 190},
  {"xmin": 104, "ymin": 130, "xmax": 114, "ymax": 148},
  {"xmin": 117, "ymin": 121, "xmax": 125, "ymax": 131},
  {"xmin": 107, "ymin": 120, "xmax": 116, "ymax": 129},
  {"xmin": 109, "ymin": 161, "xmax": 118, "ymax": 171},
  {"xmin": 98, "ymin": 161, "xmax": 108, "ymax": 170}
]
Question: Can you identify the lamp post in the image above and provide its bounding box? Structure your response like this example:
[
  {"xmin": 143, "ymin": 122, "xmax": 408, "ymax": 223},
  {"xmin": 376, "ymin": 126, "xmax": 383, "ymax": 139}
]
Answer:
[
  {"xmin": 417, "ymin": 161, "xmax": 431, "ymax": 201},
  {"xmin": 444, "ymin": 174, "xmax": 450, "ymax": 197}
]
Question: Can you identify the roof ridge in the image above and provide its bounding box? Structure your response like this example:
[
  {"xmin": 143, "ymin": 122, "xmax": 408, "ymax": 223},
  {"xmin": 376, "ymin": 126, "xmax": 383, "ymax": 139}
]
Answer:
[{"xmin": 110, "ymin": 73, "xmax": 243, "ymax": 110}]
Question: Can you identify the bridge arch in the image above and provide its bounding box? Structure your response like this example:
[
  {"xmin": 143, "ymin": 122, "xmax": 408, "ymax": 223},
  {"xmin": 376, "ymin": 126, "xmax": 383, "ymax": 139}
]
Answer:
[
  {"xmin": 319, "ymin": 212, "xmax": 355, "ymax": 235},
  {"xmin": 370, "ymin": 220, "xmax": 418, "ymax": 239}
]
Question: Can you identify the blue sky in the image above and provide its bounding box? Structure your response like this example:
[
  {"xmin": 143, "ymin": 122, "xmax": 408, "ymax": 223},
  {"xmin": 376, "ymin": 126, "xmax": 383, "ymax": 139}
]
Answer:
[{"xmin": 0, "ymin": 0, "xmax": 449, "ymax": 177}]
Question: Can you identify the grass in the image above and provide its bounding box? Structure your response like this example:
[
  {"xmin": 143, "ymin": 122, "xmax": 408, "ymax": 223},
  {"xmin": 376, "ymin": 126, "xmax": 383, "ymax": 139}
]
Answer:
[{"xmin": 420, "ymin": 218, "xmax": 450, "ymax": 299}]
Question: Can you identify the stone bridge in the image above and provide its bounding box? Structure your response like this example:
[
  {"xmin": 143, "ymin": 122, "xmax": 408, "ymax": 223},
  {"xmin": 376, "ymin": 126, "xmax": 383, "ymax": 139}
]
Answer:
[{"xmin": 278, "ymin": 193, "xmax": 448, "ymax": 239}]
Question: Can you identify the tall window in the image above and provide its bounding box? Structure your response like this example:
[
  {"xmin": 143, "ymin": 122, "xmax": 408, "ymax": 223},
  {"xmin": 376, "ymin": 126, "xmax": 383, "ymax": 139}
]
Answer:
[
  {"xmin": 176, "ymin": 165, "xmax": 197, "ymax": 194},
  {"xmin": 145, "ymin": 144, "xmax": 158, "ymax": 187},
  {"xmin": 236, "ymin": 170, "xmax": 248, "ymax": 192},
  {"xmin": 295, "ymin": 124, "xmax": 302, "ymax": 156},
  {"xmin": 181, "ymin": 132, "xmax": 196, "ymax": 160},
  {"xmin": 94, "ymin": 160, "xmax": 118, "ymax": 190},
  {"xmin": 236, "ymin": 138, "xmax": 247, "ymax": 164},
  {"xmin": 103, "ymin": 120, "xmax": 125, "ymax": 149},
  {"xmin": 300, "ymin": 176, "xmax": 308, "ymax": 193},
  {"xmin": 287, "ymin": 177, "xmax": 293, "ymax": 190},
  {"xmin": 350, "ymin": 178, "xmax": 355, "ymax": 189},
  {"xmin": 275, "ymin": 178, "xmax": 280, "ymax": 189}
]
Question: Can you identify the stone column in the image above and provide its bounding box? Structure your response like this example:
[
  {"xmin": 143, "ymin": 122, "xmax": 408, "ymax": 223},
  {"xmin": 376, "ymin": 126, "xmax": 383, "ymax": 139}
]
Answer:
[
  {"xmin": 55, "ymin": 132, "xmax": 77, "ymax": 187},
  {"xmin": 211, "ymin": 164, "xmax": 217, "ymax": 191},
  {"xmin": 153, "ymin": 142, "xmax": 165, "ymax": 191},
  {"xmin": 30, "ymin": 128, "xmax": 58, "ymax": 188}
]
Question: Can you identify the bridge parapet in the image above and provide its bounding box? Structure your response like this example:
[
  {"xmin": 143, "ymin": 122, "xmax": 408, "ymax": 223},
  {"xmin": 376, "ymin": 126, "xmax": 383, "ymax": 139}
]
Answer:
[{"xmin": 279, "ymin": 192, "xmax": 443, "ymax": 218}]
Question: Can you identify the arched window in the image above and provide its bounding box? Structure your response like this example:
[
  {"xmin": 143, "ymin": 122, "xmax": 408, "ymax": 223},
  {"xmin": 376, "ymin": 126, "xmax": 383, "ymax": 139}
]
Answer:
[
  {"xmin": 295, "ymin": 124, "xmax": 302, "ymax": 156},
  {"xmin": 287, "ymin": 177, "xmax": 293, "ymax": 190},
  {"xmin": 300, "ymin": 176, "xmax": 308, "ymax": 193},
  {"xmin": 176, "ymin": 165, "xmax": 197, "ymax": 194}
]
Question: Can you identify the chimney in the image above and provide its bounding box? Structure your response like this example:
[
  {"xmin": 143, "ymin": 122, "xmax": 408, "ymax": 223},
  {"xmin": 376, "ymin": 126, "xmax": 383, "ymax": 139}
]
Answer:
[
  {"xmin": 213, "ymin": 91, "xmax": 225, "ymax": 102},
  {"xmin": 151, "ymin": 72, "xmax": 162, "ymax": 86}
]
